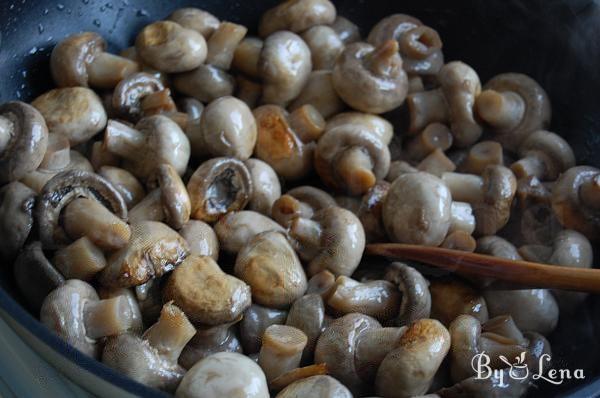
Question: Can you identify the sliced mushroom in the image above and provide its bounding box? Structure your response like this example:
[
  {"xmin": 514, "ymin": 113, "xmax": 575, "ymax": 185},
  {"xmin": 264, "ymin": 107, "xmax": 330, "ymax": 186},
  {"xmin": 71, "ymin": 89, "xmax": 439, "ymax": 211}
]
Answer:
[
  {"xmin": 259, "ymin": 0, "xmax": 336, "ymax": 37},
  {"xmin": 168, "ymin": 8, "xmax": 220, "ymax": 38},
  {"xmin": 98, "ymin": 166, "xmax": 146, "ymax": 209},
  {"xmin": 258, "ymin": 324, "xmax": 308, "ymax": 382},
  {"xmin": 135, "ymin": 21, "xmax": 207, "ymax": 73},
  {"xmin": 244, "ymin": 158, "xmax": 281, "ymax": 215},
  {"xmin": 111, "ymin": 72, "xmax": 165, "ymax": 121},
  {"xmin": 289, "ymin": 70, "xmax": 345, "ymax": 119},
  {"xmin": 179, "ymin": 318, "xmax": 243, "ymax": 369},
  {"xmin": 240, "ymin": 304, "xmax": 288, "ymax": 354},
  {"xmin": 179, "ymin": 220, "xmax": 219, "ymax": 260},
  {"xmin": 214, "ymin": 210, "xmax": 284, "ymax": 255},
  {"xmin": 511, "ymin": 130, "xmax": 575, "ymax": 181},
  {"xmin": 429, "ymin": 277, "xmax": 489, "ymax": 326},
  {"xmin": 50, "ymin": 32, "xmax": 139, "ymax": 88},
  {"xmin": 187, "ymin": 157, "xmax": 253, "ymax": 222},
  {"xmin": 384, "ymin": 262, "xmax": 431, "ymax": 326},
  {"xmin": 271, "ymin": 185, "xmax": 335, "ymax": 227},
  {"xmin": 276, "ymin": 375, "xmax": 352, "ymax": 398},
  {"xmin": 205, "ymin": 22, "xmax": 248, "ymax": 70},
  {"xmin": 172, "ymin": 64, "xmax": 235, "ymax": 104},
  {"xmin": 0, "ymin": 182, "xmax": 36, "ymax": 259}
]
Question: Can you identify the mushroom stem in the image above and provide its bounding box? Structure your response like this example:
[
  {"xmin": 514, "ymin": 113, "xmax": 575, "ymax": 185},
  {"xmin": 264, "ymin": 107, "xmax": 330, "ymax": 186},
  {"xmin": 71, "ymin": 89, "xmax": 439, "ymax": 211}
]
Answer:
[
  {"xmin": 482, "ymin": 315, "xmax": 527, "ymax": 345},
  {"xmin": 39, "ymin": 134, "xmax": 71, "ymax": 170},
  {"xmin": 83, "ymin": 296, "xmax": 134, "ymax": 339},
  {"xmin": 87, "ymin": 52, "xmax": 140, "ymax": 89},
  {"xmin": 144, "ymin": 302, "xmax": 196, "ymax": 363},
  {"xmin": 405, "ymin": 123, "xmax": 453, "ymax": 161},
  {"xmin": 476, "ymin": 89, "xmax": 525, "ymax": 131},
  {"xmin": 399, "ymin": 26, "xmax": 442, "ymax": 59},
  {"xmin": 140, "ymin": 89, "xmax": 177, "ymax": 116},
  {"xmin": 335, "ymin": 147, "xmax": 377, "ymax": 195},
  {"xmin": 441, "ymin": 172, "xmax": 484, "ymax": 203},
  {"xmin": 288, "ymin": 217, "xmax": 322, "ymax": 260},
  {"xmin": 103, "ymin": 120, "xmax": 144, "ymax": 160},
  {"xmin": 355, "ymin": 327, "xmax": 406, "ymax": 382},
  {"xmin": 449, "ymin": 201, "xmax": 476, "ymax": 235},
  {"xmin": 580, "ymin": 175, "xmax": 600, "ymax": 210},
  {"xmin": 407, "ymin": 89, "xmax": 448, "ymax": 133},
  {"xmin": 417, "ymin": 148, "xmax": 456, "ymax": 177},
  {"xmin": 366, "ymin": 40, "xmax": 400, "ymax": 76},
  {"xmin": 206, "ymin": 22, "xmax": 248, "ymax": 70},
  {"xmin": 53, "ymin": 237, "xmax": 107, "ymax": 280},
  {"xmin": 511, "ymin": 152, "xmax": 547, "ymax": 180},
  {"xmin": 0, "ymin": 115, "xmax": 12, "ymax": 154},
  {"xmin": 327, "ymin": 277, "xmax": 400, "ymax": 320},
  {"xmin": 460, "ymin": 141, "xmax": 503, "ymax": 175},
  {"xmin": 63, "ymin": 197, "xmax": 131, "ymax": 251},
  {"xmin": 258, "ymin": 325, "xmax": 307, "ymax": 382},
  {"xmin": 289, "ymin": 105, "xmax": 326, "ymax": 144}
]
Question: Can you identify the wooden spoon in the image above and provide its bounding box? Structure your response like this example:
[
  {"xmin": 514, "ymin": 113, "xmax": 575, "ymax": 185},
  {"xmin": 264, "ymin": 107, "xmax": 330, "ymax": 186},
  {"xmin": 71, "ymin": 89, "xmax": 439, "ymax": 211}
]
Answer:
[{"xmin": 366, "ymin": 243, "xmax": 600, "ymax": 293}]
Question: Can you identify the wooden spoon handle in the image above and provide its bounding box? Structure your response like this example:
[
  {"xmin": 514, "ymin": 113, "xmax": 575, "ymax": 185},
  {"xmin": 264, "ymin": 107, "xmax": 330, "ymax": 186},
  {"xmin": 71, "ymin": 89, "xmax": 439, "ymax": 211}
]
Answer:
[{"xmin": 366, "ymin": 243, "xmax": 600, "ymax": 293}]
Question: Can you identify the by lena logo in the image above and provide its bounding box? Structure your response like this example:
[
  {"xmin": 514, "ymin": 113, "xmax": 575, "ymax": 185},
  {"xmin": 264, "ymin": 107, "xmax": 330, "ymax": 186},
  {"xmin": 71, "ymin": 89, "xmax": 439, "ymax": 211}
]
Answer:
[{"xmin": 471, "ymin": 352, "xmax": 585, "ymax": 386}]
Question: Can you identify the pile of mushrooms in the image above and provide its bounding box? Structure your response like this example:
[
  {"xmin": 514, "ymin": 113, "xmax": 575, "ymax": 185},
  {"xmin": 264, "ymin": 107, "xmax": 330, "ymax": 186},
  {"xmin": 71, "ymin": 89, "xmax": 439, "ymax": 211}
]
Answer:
[{"xmin": 1, "ymin": 0, "xmax": 598, "ymax": 397}]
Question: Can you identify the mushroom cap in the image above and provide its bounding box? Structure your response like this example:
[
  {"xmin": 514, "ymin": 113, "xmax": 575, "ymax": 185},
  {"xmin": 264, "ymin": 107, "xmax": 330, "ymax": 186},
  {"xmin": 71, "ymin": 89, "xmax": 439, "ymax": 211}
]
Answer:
[
  {"xmin": 258, "ymin": 0, "xmax": 336, "ymax": 37},
  {"xmin": 214, "ymin": 210, "xmax": 284, "ymax": 254},
  {"xmin": 472, "ymin": 165, "xmax": 517, "ymax": 236},
  {"xmin": 245, "ymin": 158, "xmax": 282, "ymax": 216},
  {"xmin": 175, "ymin": 352, "xmax": 269, "ymax": 398},
  {"xmin": 325, "ymin": 112, "xmax": 394, "ymax": 145},
  {"xmin": 156, "ymin": 163, "xmax": 191, "ymax": 230},
  {"xmin": 429, "ymin": 278, "xmax": 489, "ymax": 326},
  {"xmin": 258, "ymin": 31, "xmax": 312, "ymax": 106},
  {"xmin": 179, "ymin": 220, "xmax": 219, "ymax": 260},
  {"xmin": 367, "ymin": 13, "xmax": 422, "ymax": 46},
  {"xmin": 301, "ymin": 25, "xmax": 345, "ymax": 70},
  {"xmin": 357, "ymin": 180, "xmax": 390, "ymax": 243},
  {"xmin": 179, "ymin": 320, "xmax": 243, "ymax": 369},
  {"xmin": 285, "ymin": 293, "xmax": 325, "ymax": 362},
  {"xmin": 98, "ymin": 166, "xmax": 146, "ymax": 210},
  {"xmin": 200, "ymin": 96, "xmax": 257, "ymax": 160},
  {"xmin": 0, "ymin": 181, "xmax": 36, "ymax": 259},
  {"xmin": 327, "ymin": 276, "xmax": 400, "ymax": 321},
  {"xmin": 32, "ymin": 87, "xmax": 107, "ymax": 146},
  {"xmin": 40, "ymin": 279, "xmax": 99, "ymax": 358},
  {"xmin": 135, "ymin": 21, "xmax": 207, "ymax": 73},
  {"xmin": 99, "ymin": 221, "xmax": 189, "ymax": 288},
  {"xmin": 482, "ymin": 73, "xmax": 551, "ymax": 151},
  {"xmin": 383, "ymin": 172, "xmax": 452, "ymax": 246},
  {"xmin": 517, "ymin": 130, "xmax": 575, "ymax": 180},
  {"xmin": 172, "ymin": 64, "xmax": 235, "ymax": 104},
  {"xmin": 332, "ymin": 41, "xmax": 408, "ymax": 114},
  {"xmin": 36, "ymin": 169, "xmax": 128, "ymax": 250},
  {"xmin": 235, "ymin": 230, "xmax": 307, "ymax": 309},
  {"xmin": 163, "ymin": 255, "xmax": 251, "ymax": 325},
  {"xmin": 385, "ymin": 262, "xmax": 431, "ymax": 326},
  {"xmin": 275, "ymin": 375, "xmax": 352, "ymax": 398},
  {"xmin": 50, "ymin": 32, "xmax": 106, "ymax": 87},
  {"xmin": 314, "ymin": 313, "xmax": 381, "ymax": 395},
  {"xmin": 0, "ymin": 101, "xmax": 49, "ymax": 183},
  {"xmin": 187, "ymin": 157, "xmax": 253, "ymax": 222},
  {"xmin": 289, "ymin": 70, "xmax": 345, "ymax": 119},
  {"xmin": 168, "ymin": 8, "xmax": 220, "ymax": 38},
  {"xmin": 548, "ymin": 229, "xmax": 593, "ymax": 269},
  {"xmin": 272, "ymin": 186, "xmax": 336, "ymax": 227},
  {"xmin": 112, "ymin": 72, "xmax": 165, "ymax": 121},
  {"xmin": 551, "ymin": 166, "xmax": 600, "ymax": 240}
]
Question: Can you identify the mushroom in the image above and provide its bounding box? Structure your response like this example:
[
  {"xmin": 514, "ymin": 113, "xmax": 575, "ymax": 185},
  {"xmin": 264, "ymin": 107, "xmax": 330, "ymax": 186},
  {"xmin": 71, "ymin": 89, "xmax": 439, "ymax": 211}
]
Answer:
[
  {"xmin": 314, "ymin": 115, "xmax": 392, "ymax": 195},
  {"xmin": 384, "ymin": 262, "xmax": 432, "ymax": 326},
  {"xmin": 53, "ymin": 237, "xmax": 107, "ymax": 280},
  {"xmin": 205, "ymin": 22, "xmax": 248, "ymax": 70},
  {"xmin": 258, "ymin": 325, "xmax": 308, "ymax": 382},
  {"xmin": 302, "ymin": 25, "xmax": 344, "ymax": 70},
  {"xmin": 135, "ymin": 278, "xmax": 164, "ymax": 325},
  {"xmin": 437, "ymin": 368, "xmax": 529, "ymax": 398},
  {"xmin": 286, "ymin": 294, "xmax": 326, "ymax": 364},
  {"xmin": 0, "ymin": 182, "xmax": 36, "ymax": 259},
  {"xmin": 288, "ymin": 206, "xmax": 366, "ymax": 276},
  {"xmin": 332, "ymin": 40, "xmax": 408, "ymax": 114},
  {"xmin": 172, "ymin": 64, "xmax": 235, "ymax": 103},
  {"xmin": 135, "ymin": 21, "xmax": 207, "ymax": 73},
  {"xmin": 245, "ymin": 159, "xmax": 281, "ymax": 216},
  {"xmin": 406, "ymin": 88, "xmax": 449, "ymax": 134},
  {"xmin": 475, "ymin": 73, "xmax": 551, "ymax": 151},
  {"xmin": 50, "ymin": 32, "xmax": 139, "ymax": 88},
  {"xmin": 236, "ymin": 76, "xmax": 263, "ymax": 109},
  {"xmin": 176, "ymin": 98, "xmax": 205, "ymax": 158},
  {"xmin": 352, "ymin": 326, "xmax": 406, "ymax": 384},
  {"xmin": 240, "ymin": 304, "xmax": 288, "ymax": 354},
  {"xmin": 168, "ymin": 8, "xmax": 220, "ymax": 38},
  {"xmin": 404, "ymin": 123, "xmax": 453, "ymax": 162},
  {"xmin": 32, "ymin": 87, "xmax": 107, "ymax": 146},
  {"xmin": 258, "ymin": 31, "xmax": 312, "ymax": 106},
  {"xmin": 99, "ymin": 221, "xmax": 189, "ymax": 288},
  {"xmin": 97, "ymin": 287, "xmax": 143, "ymax": 334},
  {"xmin": 258, "ymin": 0, "xmax": 336, "ymax": 37},
  {"xmin": 214, "ymin": 210, "xmax": 284, "ymax": 255},
  {"xmin": 551, "ymin": 166, "xmax": 600, "ymax": 240},
  {"xmin": 196, "ymin": 96, "xmax": 257, "ymax": 160},
  {"xmin": 179, "ymin": 220, "xmax": 219, "ymax": 260},
  {"xmin": 98, "ymin": 166, "xmax": 146, "ymax": 209},
  {"xmin": 41, "ymin": 280, "xmax": 137, "ymax": 358},
  {"xmin": 511, "ymin": 130, "xmax": 575, "ymax": 181},
  {"xmin": 416, "ymin": 148, "xmax": 457, "ymax": 178},
  {"xmin": 102, "ymin": 302, "xmax": 196, "ymax": 391},
  {"xmin": 233, "ymin": 37, "xmax": 263, "ymax": 79},
  {"xmin": 179, "ymin": 318, "xmax": 243, "ymax": 369},
  {"xmin": 306, "ymin": 270, "xmax": 336, "ymax": 297},
  {"xmin": 441, "ymin": 165, "xmax": 517, "ymax": 236},
  {"xmin": 253, "ymin": 104, "xmax": 324, "ymax": 180},
  {"xmin": 175, "ymin": 352, "xmax": 269, "ymax": 398},
  {"xmin": 271, "ymin": 185, "xmax": 335, "ymax": 227},
  {"xmin": 289, "ymin": 70, "xmax": 345, "ymax": 119},
  {"xmin": 476, "ymin": 235, "xmax": 522, "ymax": 260},
  {"xmin": 441, "ymin": 230, "xmax": 477, "ymax": 252},
  {"xmin": 187, "ymin": 157, "xmax": 253, "ymax": 222},
  {"xmin": 429, "ymin": 277, "xmax": 488, "ymax": 327},
  {"xmin": 367, "ymin": 14, "xmax": 444, "ymax": 77},
  {"xmin": 235, "ymin": 230, "xmax": 307, "ymax": 309},
  {"xmin": 375, "ymin": 319, "xmax": 450, "ymax": 398},
  {"xmin": 356, "ymin": 180, "xmax": 389, "ymax": 242},
  {"xmin": 314, "ymin": 313, "xmax": 381, "ymax": 394},
  {"xmin": 385, "ymin": 160, "xmax": 418, "ymax": 182},
  {"xmin": 14, "ymin": 242, "xmax": 65, "ymax": 311},
  {"xmin": 35, "ymin": 169, "xmax": 129, "ymax": 250},
  {"xmin": 111, "ymin": 72, "xmax": 165, "ymax": 121},
  {"xmin": 335, "ymin": 195, "xmax": 361, "ymax": 214},
  {"xmin": 458, "ymin": 140, "xmax": 504, "ymax": 175},
  {"xmin": 331, "ymin": 16, "xmax": 361, "ymax": 44},
  {"xmin": 327, "ymin": 275, "xmax": 401, "ymax": 321},
  {"xmin": 0, "ymin": 101, "xmax": 49, "ymax": 183},
  {"xmin": 276, "ymin": 375, "xmax": 352, "ymax": 398}
]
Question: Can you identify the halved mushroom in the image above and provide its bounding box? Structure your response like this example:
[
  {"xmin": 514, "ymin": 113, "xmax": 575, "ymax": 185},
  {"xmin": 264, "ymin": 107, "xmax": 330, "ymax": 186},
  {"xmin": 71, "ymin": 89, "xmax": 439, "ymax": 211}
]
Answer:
[
  {"xmin": 172, "ymin": 64, "xmax": 235, "ymax": 104},
  {"xmin": 214, "ymin": 210, "xmax": 284, "ymax": 255},
  {"xmin": 302, "ymin": 25, "xmax": 344, "ymax": 70},
  {"xmin": 179, "ymin": 318, "xmax": 243, "ymax": 369},
  {"xmin": 0, "ymin": 182, "xmax": 36, "ymax": 259},
  {"xmin": 111, "ymin": 72, "xmax": 165, "ymax": 121},
  {"xmin": 275, "ymin": 375, "xmax": 352, "ymax": 398},
  {"xmin": 475, "ymin": 73, "xmax": 551, "ymax": 152},
  {"xmin": 258, "ymin": 31, "xmax": 312, "ymax": 106},
  {"xmin": 205, "ymin": 22, "xmax": 248, "ymax": 70},
  {"xmin": 288, "ymin": 206, "xmax": 366, "ymax": 276},
  {"xmin": 32, "ymin": 87, "xmax": 106, "ymax": 146},
  {"xmin": 240, "ymin": 304, "xmax": 288, "ymax": 354},
  {"xmin": 103, "ymin": 116, "xmax": 190, "ymax": 180},
  {"xmin": 99, "ymin": 221, "xmax": 189, "ymax": 288},
  {"xmin": 271, "ymin": 185, "xmax": 335, "ymax": 227},
  {"xmin": 98, "ymin": 166, "xmax": 146, "ymax": 209},
  {"xmin": 332, "ymin": 40, "xmax": 408, "ymax": 114},
  {"xmin": 179, "ymin": 220, "xmax": 219, "ymax": 260},
  {"xmin": 235, "ymin": 231, "xmax": 307, "ymax": 309},
  {"xmin": 50, "ymin": 32, "xmax": 139, "ymax": 88},
  {"xmin": 135, "ymin": 21, "xmax": 207, "ymax": 73},
  {"xmin": 327, "ymin": 276, "xmax": 400, "ymax": 321},
  {"xmin": 384, "ymin": 262, "xmax": 431, "ymax": 326},
  {"xmin": 331, "ymin": 16, "xmax": 361, "ymax": 44},
  {"xmin": 289, "ymin": 70, "xmax": 345, "ymax": 119},
  {"xmin": 102, "ymin": 302, "xmax": 196, "ymax": 391},
  {"xmin": 187, "ymin": 157, "xmax": 253, "ymax": 222},
  {"xmin": 36, "ymin": 169, "xmax": 129, "ymax": 250},
  {"xmin": 511, "ymin": 130, "xmax": 575, "ymax": 181},
  {"xmin": 259, "ymin": 0, "xmax": 336, "ymax": 37},
  {"xmin": 245, "ymin": 159, "xmax": 281, "ymax": 216},
  {"xmin": 41, "ymin": 279, "xmax": 137, "ymax": 358},
  {"xmin": 253, "ymin": 104, "xmax": 324, "ymax": 180},
  {"xmin": 0, "ymin": 101, "xmax": 49, "ymax": 183},
  {"xmin": 168, "ymin": 8, "xmax": 220, "ymax": 38},
  {"xmin": 429, "ymin": 277, "xmax": 489, "ymax": 326},
  {"xmin": 233, "ymin": 37, "xmax": 263, "ymax": 79},
  {"xmin": 258, "ymin": 324, "xmax": 308, "ymax": 382}
]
